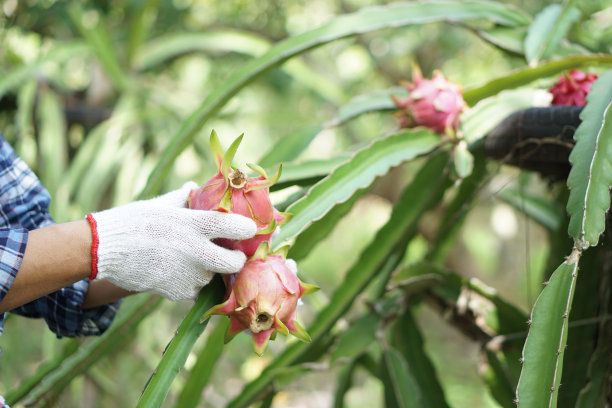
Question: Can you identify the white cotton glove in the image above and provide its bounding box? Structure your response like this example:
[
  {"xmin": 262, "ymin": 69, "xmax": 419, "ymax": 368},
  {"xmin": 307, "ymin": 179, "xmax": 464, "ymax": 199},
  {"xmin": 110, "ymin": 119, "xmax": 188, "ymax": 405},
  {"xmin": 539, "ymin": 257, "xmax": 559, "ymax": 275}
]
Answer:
[{"xmin": 87, "ymin": 182, "xmax": 257, "ymax": 301}]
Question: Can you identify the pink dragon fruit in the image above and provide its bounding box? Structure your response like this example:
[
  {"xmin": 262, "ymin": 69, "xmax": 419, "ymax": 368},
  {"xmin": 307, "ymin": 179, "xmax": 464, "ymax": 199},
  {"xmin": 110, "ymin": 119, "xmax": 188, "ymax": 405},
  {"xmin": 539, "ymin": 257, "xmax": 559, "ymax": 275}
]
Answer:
[
  {"xmin": 549, "ymin": 69, "xmax": 598, "ymax": 106},
  {"xmin": 392, "ymin": 67, "xmax": 465, "ymax": 134},
  {"xmin": 202, "ymin": 242, "xmax": 319, "ymax": 355},
  {"xmin": 188, "ymin": 130, "xmax": 291, "ymax": 257}
]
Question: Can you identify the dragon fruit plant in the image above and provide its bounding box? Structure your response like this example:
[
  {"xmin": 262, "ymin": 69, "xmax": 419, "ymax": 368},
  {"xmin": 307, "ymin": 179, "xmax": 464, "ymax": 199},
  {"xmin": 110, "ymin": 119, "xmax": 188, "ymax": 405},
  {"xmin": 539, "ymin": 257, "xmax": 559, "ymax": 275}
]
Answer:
[
  {"xmin": 190, "ymin": 130, "xmax": 317, "ymax": 355},
  {"xmin": 188, "ymin": 130, "xmax": 291, "ymax": 257},
  {"xmin": 549, "ymin": 69, "xmax": 598, "ymax": 106},
  {"xmin": 202, "ymin": 242, "xmax": 319, "ymax": 355},
  {"xmin": 392, "ymin": 66, "xmax": 466, "ymax": 135}
]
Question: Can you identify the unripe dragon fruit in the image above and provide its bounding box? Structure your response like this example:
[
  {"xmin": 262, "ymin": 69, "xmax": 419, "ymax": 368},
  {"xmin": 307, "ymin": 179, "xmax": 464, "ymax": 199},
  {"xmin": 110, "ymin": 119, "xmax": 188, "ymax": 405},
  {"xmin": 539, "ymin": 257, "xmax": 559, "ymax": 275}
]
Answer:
[
  {"xmin": 202, "ymin": 242, "xmax": 319, "ymax": 355},
  {"xmin": 392, "ymin": 67, "xmax": 465, "ymax": 134},
  {"xmin": 188, "ymin": 130, "xmax": 291, "ymax": 257},
  {"xmin": 549, "ymin": 69, "xmax": 598, "ymax": 106}
]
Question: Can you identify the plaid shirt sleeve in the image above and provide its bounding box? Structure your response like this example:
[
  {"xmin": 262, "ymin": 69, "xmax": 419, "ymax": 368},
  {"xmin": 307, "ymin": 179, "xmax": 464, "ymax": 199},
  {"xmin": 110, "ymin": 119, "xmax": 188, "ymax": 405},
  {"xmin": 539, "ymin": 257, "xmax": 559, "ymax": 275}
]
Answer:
[{"xmin": 0, "ymin": 135, "xmax": 121, "ymax": 338}]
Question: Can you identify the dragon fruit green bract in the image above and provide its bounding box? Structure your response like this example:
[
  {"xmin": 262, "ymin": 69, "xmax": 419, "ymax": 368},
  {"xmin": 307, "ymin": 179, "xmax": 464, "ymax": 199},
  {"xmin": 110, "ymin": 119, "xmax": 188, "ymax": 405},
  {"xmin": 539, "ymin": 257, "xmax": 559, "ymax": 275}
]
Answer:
[
  {"xmin": 392, "ymin": 66, "xmax": 465, "ymax": 134},
  {"xmin": 549, "ymin": 69, "xmax": 598, "ymax": 106},
  {"xmin": 188, "ymin": 130, "xmax": 291, "ymax": 257},
  {"xmin": 203, "ymin": 243, "xmax": 319, "ymax": 355}
]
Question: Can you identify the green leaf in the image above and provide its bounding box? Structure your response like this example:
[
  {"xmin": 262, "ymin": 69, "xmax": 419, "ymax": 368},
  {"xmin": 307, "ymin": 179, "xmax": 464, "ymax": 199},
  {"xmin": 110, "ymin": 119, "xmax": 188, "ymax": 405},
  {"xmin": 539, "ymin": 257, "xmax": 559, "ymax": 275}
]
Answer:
[
  {"xmin": 259, "ymin": 392, "xmax": 275, "ymax": 408},
  {"xmin": 389, "ymin": 309, "xmax": 449, "ymax": 408},
  {"xmin": 463, "ymin": 55, "xmax": 612, "ymax": 106},
  {"xmin": 468, "ymin": 25, "xmax": 526, "ymax": 56},
  {"xmin": 381, "ymin": 347, "xmax": 422, "ymax": 408},
  {"xmin": 482, "ymin": 347, "xmax": 522, "ymax": 408},
  {"xmin": 575, "ymin": 344, "xmax": 612, "ymax": 408},
  {"xmin": 326, "ymin": 87, "xmax": 406, "ymax": 127},
  {"xmin": 427, "ymin": 142, "xmax": 488, "ymax": 263},
  {"xmin": 273, "ymin": 129, "xmax": 441, "ymax": 246},
  {"xmin": 140, "ymin": 0, "xmax": 529, "ymax": 198},
  {"xmin": 5, "ymin": 341, "xmax": 79, "ymax": 405},
  {"xmin": 395, "ymin": 262, "xmax": 528, "ymax": 337},
  {"xmin": 567, "ymin": 70, "xmax": 612, "ymax": 248},
  {"xmin": 333, "ymin": 358, "xmax": 359, "ymax": 408},
  {"xmin": 461, "ymin": 89, "xmax": 542, "ymax": 144},
  {"xmin": 496, "ymin": 188, "xmax": 563, "ymax": 232},
  {"xmin": 174, "ymin": 319, "xmax": 229, "ymax": 408},
  {"xmin": 0, "ymin": 42, "xmax": 89, "ymax": 100},
  {"xmin": 36, "ymin": 89, "xmax": 68, "ymax": 221},
  {"xmin": 67, "ymin": 4, "xmax": 129, "ymax": 92},
  {"xmin": 21, "ymin": 295, "xmax": 162, "ymax": 406},
  {"xmin": 557, "ymin": 248, "xmax": 602, "ymax": 407},
  {"xmin": 135, "ymin": 29, "xmax": 345, "ymax": 104},
  {"xmin": 135, "ymin": 30, "xmax": 270, "ymax": 70},
  {"xmin": 289, "ymin": 189, "xmax": 364, "ymax": 261},
  {"xmin": 367, "ymin": 233, "xmax": 415, "ymax": 300},
  {"xmin": 330, "ymin": 313, "xmax": 381, "ymax": 364},
  {"xmin": 453, "ymin": 140, "xmax": 474, "ymax": 179},
  {"xmin": 137, "ymin": 277, "xmax": 224, "ymax": 407},
  {"xmin": 575, "ymin": 320, "xmax": 612, "ymax": 408},
  {"xmin": 524, "ymin": 3, "xmax": 581, "ymax": 66},
  {"xmin": 60, "ymin": 103, "xmax": 135, "ymax": 207},
  {"xmin": 271, "ymin": 155, "xmax": 350, "ymax": 191},
  {"xmin": 76, "ymin": 127, "xmax": 143, "ymax": 213},
  {"xmin": 14, "ymin": 80, "xmax": 37, "ymax": 165},
  {"xmin": 228, "ymin": 152, "xmax": 452, "ymax": 408},
  {"xmin": 258, "ymin": 124, "xmax": 323, "ymax": 168},
  {"xmin": 516, "ymin": 253, "xmax": 580, "ymax": 408},
  {"xmin": 126, "ymin": 0, "xmax": 161, "ymax": 66},
  {"xmin": 269, "ymin": 365, "xmax": 313, "ymax": 390},
  {"xmin": 36, "ymin": 90, "xmax": 67, "ymax": 193}
]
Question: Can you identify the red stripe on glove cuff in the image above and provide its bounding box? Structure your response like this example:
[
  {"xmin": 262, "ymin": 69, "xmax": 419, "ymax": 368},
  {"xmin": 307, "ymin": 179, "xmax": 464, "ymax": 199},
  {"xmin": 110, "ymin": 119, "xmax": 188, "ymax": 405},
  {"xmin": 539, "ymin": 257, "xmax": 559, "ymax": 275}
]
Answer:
[{"xmin": 86, "ymin": 214, "xmax": 100, "ymax": 280}]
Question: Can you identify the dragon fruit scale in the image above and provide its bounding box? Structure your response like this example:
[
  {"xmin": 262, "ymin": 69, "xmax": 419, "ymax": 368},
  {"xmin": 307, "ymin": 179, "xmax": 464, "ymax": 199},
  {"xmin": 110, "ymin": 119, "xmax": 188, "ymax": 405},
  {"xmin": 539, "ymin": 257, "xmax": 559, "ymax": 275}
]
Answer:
[
  {"xmin": 549, "ymin": 69, "xmax": 598, "ymax": 107},
  {"xmin": 188, "ymin": 130, "xmax": 291, "ymax": 257},
  {"xmin": 392, "ymin": 66, "xmax": 465, "ymax": 135},
  {"xmin": 202, "ymin": 242, "xmax": 319, "ymax": 356}
]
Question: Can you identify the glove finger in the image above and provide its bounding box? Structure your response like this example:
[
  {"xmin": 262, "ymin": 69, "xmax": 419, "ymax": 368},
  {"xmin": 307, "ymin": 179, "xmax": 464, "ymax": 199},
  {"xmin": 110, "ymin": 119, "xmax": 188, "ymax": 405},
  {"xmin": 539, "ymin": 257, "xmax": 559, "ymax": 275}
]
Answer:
[
  {"xmin": 152, "ymin": 181, "xmax": 199, "ymax": 208},
  {"xmin": 200, "ymin": 241, "xmax": 247, "ymax": 274},
  {"xmin": 194, "ymin": 211, "xmax": 257, "ymax": 240}
]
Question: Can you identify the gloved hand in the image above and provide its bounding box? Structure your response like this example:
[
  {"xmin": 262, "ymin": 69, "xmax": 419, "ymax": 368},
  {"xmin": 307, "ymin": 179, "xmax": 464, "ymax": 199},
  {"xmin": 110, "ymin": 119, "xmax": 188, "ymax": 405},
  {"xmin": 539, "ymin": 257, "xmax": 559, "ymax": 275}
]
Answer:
[{"xmin": 86, "ymin": 182, "xmax": 257, "ymax": 301}]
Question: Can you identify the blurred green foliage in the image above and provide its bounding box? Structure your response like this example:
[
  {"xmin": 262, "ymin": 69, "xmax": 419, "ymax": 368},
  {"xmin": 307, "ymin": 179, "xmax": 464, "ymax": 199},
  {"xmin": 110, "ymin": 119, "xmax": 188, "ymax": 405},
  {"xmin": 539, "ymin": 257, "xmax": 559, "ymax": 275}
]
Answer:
[{"xmin": 0, "ymin": 0, "xmax": 611, "ymax": 407}]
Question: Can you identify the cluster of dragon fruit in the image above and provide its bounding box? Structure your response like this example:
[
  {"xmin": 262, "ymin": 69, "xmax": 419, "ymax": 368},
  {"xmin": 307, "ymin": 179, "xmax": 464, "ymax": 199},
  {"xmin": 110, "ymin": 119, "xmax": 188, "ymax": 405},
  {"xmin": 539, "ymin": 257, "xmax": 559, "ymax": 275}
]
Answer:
[
  {"xmin": 190, "ymin": 66, "xmax": 596, "ymax": 356},
  {"xmin": 190, "ymin": 131, "xmax": 318, "ymax": 356},
  {"xmin": 391, "ymin": 66, "xmax": 597, "ymax": 134}
]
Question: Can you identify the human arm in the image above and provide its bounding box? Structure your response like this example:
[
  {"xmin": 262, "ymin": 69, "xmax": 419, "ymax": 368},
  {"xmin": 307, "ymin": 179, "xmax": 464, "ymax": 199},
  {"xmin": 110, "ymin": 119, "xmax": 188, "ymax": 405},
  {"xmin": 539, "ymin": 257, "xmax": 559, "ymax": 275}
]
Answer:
[
  {"xmin": 0, "ymin": 134, "xmax": 129, "ymax": 336},
  {"xmin": 0, "ymin": 185, "xmax": 257, "ymax": 312},
  {"xmin": 0, "ymin": 135, "xmax": 256, "ymax": 337},
  {"xmin": 0, "ymin": 221, "xmax": 134, "ymax": 313}
]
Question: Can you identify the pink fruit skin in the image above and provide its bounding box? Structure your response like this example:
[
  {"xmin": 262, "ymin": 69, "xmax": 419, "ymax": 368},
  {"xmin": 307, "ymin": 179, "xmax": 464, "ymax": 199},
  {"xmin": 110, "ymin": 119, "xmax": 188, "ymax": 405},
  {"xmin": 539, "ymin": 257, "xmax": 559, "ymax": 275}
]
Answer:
[
  {"xmin": 549, "ymin": 70, "xmax": 598, "ymax": 106},
  {"xmin": 195, "ymin": 132, "xmax": 313, "ymax": 355},
  {"xmin": 393, "ymin": 70, "xmax": 465, "ymax": 134},
  {"xmin": 188, "ymin": 170, "xmax": 278, "ymax": 257},
  {"xmin": 224, "ymin": 255, "xmax": 301, "ymax": 329},
  {"xmin": 205, "ymin": 251, "xmax": 316, "ymax": 355}
]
